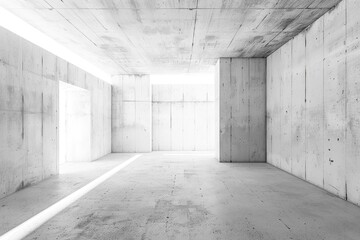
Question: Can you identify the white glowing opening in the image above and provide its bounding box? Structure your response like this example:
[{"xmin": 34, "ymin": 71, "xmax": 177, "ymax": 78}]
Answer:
[
  {"xmin": 0, "ymin": 6, "xmax": 111, "ymax": 83},
  {"xmin": 164, "ymin": 153, "xmax": 214, "ymax": 156},
  {"xmin": 150, "ymin": 69, "xmax": 215, "ymax": 85}
]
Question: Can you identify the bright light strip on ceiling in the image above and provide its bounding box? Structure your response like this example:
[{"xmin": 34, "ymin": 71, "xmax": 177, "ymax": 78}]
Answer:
[
  {"xmin": 0, "ymin": 6, "xmax": 112, "ymax": 83},
  {"xmin": 164, "ymin": 153, "xmax": 214, "ymax": 156},
  {"xmin": 0, "ymin": 154, "xmax": 142, "ymax": 240},
  {"xmin": 151, "ymin": 69, "xmax": 215, "ymax": 85}
]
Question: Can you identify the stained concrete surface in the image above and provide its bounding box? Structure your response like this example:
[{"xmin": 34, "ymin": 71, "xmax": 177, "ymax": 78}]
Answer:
[
  {"xmin": 0, "ymin": 0, "xmax": 343, "ymax": 74},
  {"xmin": 267, "ymin": 0, "xmax": 360, "ymax": 206},
  {"xmin": 215, "ymin": 58, "xmax": 266, "ymax": 163},
  {"xmin": 0, "ymin": 153, "xmax": 135, "ymax": 235},
  {"xmin": 1, "ymin": 152, "xmax": 360, "ymax": 240}
]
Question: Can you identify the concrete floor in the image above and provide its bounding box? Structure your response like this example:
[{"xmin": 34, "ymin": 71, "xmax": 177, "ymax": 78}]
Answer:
[{"xmin": 1, "ymin": 152, "xmax": 360, "ymax": 240}]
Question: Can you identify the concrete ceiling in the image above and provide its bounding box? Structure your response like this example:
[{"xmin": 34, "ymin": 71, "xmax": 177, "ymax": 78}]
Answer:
[{"xmin": 0, "ymin": 0, "xmax": 342, "ymax": 76}]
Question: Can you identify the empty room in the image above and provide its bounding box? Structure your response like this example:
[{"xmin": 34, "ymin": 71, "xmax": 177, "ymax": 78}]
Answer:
[{"xmin": 0, "ymin": 0, "xmax": 360, "ymax": 239}]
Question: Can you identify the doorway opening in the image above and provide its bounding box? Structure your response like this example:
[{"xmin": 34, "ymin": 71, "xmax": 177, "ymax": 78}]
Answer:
[{"xmin": 59, "ymin": 81, "xmax": 91, "ymax": 171}]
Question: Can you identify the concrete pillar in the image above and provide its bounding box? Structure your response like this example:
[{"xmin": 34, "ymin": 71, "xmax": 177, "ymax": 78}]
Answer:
[{"xmin": 215, "ymin": 58, "xmax": 266, "ymax": 162}]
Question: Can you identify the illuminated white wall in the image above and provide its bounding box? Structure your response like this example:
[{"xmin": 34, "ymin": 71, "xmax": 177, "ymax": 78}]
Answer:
[
  {"xmin": 111, "ymin": 75, "xmax": 152, "ymax": 153},
  {"xmin": 152, "ymin": 83, "xmax": 215, "ymax": 151},
  {"xmin": 0, "ymin": 24, "xmax": 111, "ymax": 199},
  {"xmin": 59, "ymin": 82, "xmax": 91, "ymax": 164}
]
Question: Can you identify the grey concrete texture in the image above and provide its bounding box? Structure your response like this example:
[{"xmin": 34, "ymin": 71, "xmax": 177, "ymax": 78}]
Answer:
[
  {"xmin": 0, "ymin": 0, "xmax": 343, "ymax": 75},
  {"xmin": 0, "ymin": 26, "xmax": 111, "ymax": 199},
  {"xmin": 1, "ymin": 153, "xmax": 360, "ymax": 240},
  {"xmin": 0, "ymin": 153, "xmax": 135, "ymax": 235},
  {"xmin": 215, "ymin": 58, "xmax": 266, "ymax": 163},
  {"xmin": 152, "ymin": 84, "xmax": 215, "ymax": 151},
  {"xmin": 62, "ymin": 62, "xmax": 112, "ymax": 161},
  {"xmin": 267, "ymin": 0, "xmax": 360, "ymax": 206},
  {"xmin": 111, "ymin": 75, "xmax": 152, "ymax": 153}
]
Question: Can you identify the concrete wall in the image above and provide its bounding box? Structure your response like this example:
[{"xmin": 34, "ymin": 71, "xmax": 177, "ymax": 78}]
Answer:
[
  {"xmin": 58, "ymin": 58, "xmax": 111, "ymax": 162},
  {"xmin": 215, "ymin": 58, "xmax": 266, "ymax": 162},
  {"xmin": 59, "ymin": 82, "xmax": 91, "ymax": 164},
  {"xmin": 152, "ymin": 84, "xmax": 214, "ymax": 151},
  {"xmin": 267, "ymin": 0, "xmax": 360, "ymax": 206},
  {"xmin": 0, "ymin": 26, "xmax": 111, "ymax": 199},
  {"xmin": 111, "ymin": 75, "xmax": 152, "ymax": 152}
]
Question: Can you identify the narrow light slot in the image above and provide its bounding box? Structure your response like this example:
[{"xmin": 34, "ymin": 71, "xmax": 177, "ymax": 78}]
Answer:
[
  {"xmin": 164, "ymin": 153, "xmax": 214, "ymax": 156},
  {"xmin": 0, "ymin": 7, "xmax": 111, "ymax": 83},
  {"xmin": 0, "ymin": 154, "xmax": 142, "ymax": 240},
  {"xmin": 150, "ymin": 71, "xmax": 215, "ymax": 85}
]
